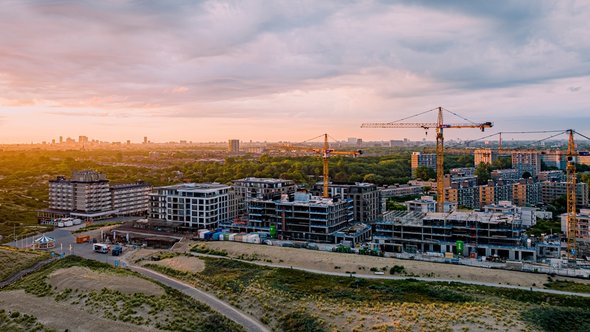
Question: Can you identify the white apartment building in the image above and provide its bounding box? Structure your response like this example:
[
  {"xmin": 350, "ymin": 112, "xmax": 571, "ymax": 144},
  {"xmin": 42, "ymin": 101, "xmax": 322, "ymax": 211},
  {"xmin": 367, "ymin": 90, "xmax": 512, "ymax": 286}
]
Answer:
[{"xmin": 149, "ymin": 183, "xmax": 233, "ymax": 229}]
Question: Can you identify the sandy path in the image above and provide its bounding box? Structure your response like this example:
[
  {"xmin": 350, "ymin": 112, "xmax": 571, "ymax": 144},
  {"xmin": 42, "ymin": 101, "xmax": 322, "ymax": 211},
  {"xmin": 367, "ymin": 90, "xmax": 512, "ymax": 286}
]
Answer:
[
  {"xmin": 200, "ymin": 241, "xmax": 590, "ymax": 288},
  {"xmin": 145, "ymin": 255, "xmax": 205, "ymax": 273},
  {"xmin": 0, "ymin": 290, "xmax": 158, "ymax": 332},
  {"xmin": 49, "ymin": 266, "xmax": 164, "ymax": 296}
]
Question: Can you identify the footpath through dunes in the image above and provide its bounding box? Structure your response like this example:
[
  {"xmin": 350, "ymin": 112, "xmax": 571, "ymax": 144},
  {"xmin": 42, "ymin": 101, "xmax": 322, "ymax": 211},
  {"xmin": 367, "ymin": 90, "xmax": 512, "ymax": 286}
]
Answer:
[
  {"xmin": 198, "ymin": 241, "xmax": 590, "ymax": 288},
  {"xmin": 0, "ymin": 290, "xmax": 159, "ymax": 332},
  {"xmin": 48, "ymin": 266, "xmax": 165, "ymax": 296}
]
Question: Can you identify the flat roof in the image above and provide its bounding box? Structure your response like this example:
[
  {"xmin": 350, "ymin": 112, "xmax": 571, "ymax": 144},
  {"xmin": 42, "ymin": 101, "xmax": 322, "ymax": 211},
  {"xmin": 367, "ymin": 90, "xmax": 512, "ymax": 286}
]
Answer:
[{"xmin": 156, "ymin": 183, "xmax": 230, "ymax": 191}]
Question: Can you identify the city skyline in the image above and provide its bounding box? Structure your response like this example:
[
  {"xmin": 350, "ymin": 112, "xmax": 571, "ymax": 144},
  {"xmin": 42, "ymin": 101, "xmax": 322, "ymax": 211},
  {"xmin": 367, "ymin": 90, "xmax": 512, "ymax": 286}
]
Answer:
[{"xmin": 1, "ymin": 1, "xmax": 589, "ymax": 143}]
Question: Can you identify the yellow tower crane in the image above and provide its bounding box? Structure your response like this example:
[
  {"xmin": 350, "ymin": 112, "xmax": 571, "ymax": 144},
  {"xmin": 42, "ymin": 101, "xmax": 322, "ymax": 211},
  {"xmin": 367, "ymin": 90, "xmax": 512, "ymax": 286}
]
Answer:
[
  {"xmin": 275, "ymin": 133, "xmax": 362, "ymax": 198},
  {"xmin": 362, "ymin": 107, "xmax": 492, "ymax": 212},
  {"xmin": 566, "ymin": 129, "xmax": 577, "ymax": 260}
]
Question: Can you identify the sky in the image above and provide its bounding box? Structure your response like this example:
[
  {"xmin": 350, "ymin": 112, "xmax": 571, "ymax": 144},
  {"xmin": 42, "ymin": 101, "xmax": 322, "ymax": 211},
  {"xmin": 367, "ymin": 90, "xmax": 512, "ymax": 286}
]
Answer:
[{"xmin": 0, "ymin": 0, "xmax": 589, "ymax": 144}]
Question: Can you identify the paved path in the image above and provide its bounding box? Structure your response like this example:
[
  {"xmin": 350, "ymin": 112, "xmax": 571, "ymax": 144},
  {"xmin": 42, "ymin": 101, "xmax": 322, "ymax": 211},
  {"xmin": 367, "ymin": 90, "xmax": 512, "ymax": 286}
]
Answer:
[
  {"xmin": 191, "ymin": 252, "xmax": 590, "ymax": 298},
  {"xmin": 6, "ymin": 228, "xmax": 270, "ymax": 332},
  {"xmin": 128, "ymin": 264, "xmax": 270, "ymax": 332}
]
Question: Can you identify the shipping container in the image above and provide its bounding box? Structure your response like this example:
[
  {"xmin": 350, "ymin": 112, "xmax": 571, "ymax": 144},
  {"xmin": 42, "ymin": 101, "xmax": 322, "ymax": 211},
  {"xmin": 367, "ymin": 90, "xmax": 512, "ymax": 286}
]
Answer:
[{"xmin": 212, "ymin": 232, "xmax": 222, "ymax": 241}]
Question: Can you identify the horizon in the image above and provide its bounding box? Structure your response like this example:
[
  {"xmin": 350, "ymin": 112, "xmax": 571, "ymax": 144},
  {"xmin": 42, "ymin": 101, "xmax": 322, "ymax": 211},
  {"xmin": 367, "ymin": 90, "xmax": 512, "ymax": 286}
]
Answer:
[{"xmin": 1, "ymin": 1, "xmax": 589, "ymax": 143}]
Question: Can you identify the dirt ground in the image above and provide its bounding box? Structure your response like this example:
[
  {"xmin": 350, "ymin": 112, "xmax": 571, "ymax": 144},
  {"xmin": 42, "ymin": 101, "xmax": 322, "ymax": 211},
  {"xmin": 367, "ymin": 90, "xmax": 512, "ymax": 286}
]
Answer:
[
  {"xmin": 145, "ymin": 255, "xmax": 205, "ymax": 273},
  {"xmin": 48, "ymin": 266, "xmax": 164, "ymax": 296},
  {"xmin": 198, "ymin": 241, "xmax": 590, "ymax": 288},
  {"xmin": 0, "ymin": 290, "xmax": 158, "ymax": 332}
]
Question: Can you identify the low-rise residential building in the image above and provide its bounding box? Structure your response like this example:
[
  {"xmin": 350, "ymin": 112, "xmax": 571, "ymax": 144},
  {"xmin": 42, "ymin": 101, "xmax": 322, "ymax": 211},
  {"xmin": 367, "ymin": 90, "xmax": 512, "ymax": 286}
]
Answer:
[{"xmin": 149, "ymin": 183, "xmax": 233, "ymax": 229}]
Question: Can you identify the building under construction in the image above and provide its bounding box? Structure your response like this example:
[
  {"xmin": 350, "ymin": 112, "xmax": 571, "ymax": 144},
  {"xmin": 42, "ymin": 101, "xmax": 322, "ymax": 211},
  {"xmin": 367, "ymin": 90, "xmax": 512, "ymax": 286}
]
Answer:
[
  {"xmin": 247, "ymin": 192, "xmax": 363, "ymax": 243},
  {"xmin": 373, "ymin": 210, "xmax": 537, "ymax": 261}
]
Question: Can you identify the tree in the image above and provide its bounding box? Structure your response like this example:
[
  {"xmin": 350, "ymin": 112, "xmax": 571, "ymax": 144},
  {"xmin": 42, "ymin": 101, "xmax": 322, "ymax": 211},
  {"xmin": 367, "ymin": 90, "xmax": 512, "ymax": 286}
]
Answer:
[
  {"xmin": 415, "ymin": 166, "xmax": 435, "ymax": 181},
  {"xmin": 475, "ymin": 162, "xmax": 491, "ymax": 185},
  {"xmin": 522, "ymin": 171, "xmax": 532, "ymax": 179}
]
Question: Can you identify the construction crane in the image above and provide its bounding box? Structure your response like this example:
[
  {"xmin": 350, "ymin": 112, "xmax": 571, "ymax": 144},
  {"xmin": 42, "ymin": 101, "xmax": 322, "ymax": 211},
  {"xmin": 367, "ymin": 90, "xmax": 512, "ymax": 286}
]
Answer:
[
  {"xmin": 566, "ymin": 129, "xmax": 577, "ymax": 260},
  {"xmin": 362, "ymin": 107, "xmax": 492, "ymax": 212},
  {"xmin": 274, "ymin": 134, "xmax": 362, "ymax": 198}
]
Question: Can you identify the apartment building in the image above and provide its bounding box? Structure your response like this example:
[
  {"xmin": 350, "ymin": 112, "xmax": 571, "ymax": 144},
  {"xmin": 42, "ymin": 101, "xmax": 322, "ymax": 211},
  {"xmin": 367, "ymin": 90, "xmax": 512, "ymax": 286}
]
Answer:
[
  {"xmin": 411, "ymin": 152, "xmax": 436, "ymax": 177},
  {"xmin": 311, "ymin": 182, "xmax": 380, "ymax": 223},
  {"xmin": 474, "ymin": 148, "xmax": 497, "ymax": 166},
  {"xmin": 541, "ymin": 181, "xmax": 589, "ymax": 207},
  {"xmin": 228, "ymin": 139, "xmax": 240, "ymax": 153},
  {"xmin": 512, "ymin": 151, "xmax": 542, "ymax": 177},
  {"xmin": 491, "ymin": 169, "xmax": 521, "ymax": 183},
  {"xmin": 232, "ymin": 177, "xmax": 296, "ymax": 215},
  {"xmin": 149, "ymin": 183, "xmax": 232, "ymax": 229},
  {"xmin": 512, "ymin": 178, "xmax": 542, "ymax": 207},
  {"xmin": 39, "ymin": 170, "xmax": 151, "ymax": 222},
  {"xmin": 538, "ymin": 170, "xmax": 566, "ymax": 182},
  {"xmin": 248, "ymin": 193, "xmax": 354, "ymax": 243},
  {"xmin": 561, "ymin": 209, "xmax": 590, "ymax": 239},
  {"xmin": 111, "ymin": 182, "xmax": 152, "ymax": 215}
]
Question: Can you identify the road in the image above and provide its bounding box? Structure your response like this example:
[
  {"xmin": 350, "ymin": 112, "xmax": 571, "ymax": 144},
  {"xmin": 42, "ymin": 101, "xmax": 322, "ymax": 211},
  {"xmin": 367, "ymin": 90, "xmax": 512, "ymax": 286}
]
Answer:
[
  {"xmin": 5, "ymin": 227, "xmax": 270, "ymax": 332},
  {"xmin": 128, "ymin": 264, "xmax": 269, "ymax": 332},
  {"xmin": 190, "ymin": 252, "xmax": 590, "ymax": 298}
]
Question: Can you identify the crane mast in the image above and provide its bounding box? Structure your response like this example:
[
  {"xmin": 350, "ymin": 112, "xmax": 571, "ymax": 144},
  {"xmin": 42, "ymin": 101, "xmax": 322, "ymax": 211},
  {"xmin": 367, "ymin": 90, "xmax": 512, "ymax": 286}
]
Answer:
[
  {"xmin": 362, "ymin": 107, "xmax": 492, "ymax": 212},
  {"xmin": 272, "ymin": 133, "xmax": 362, "ymax": 198},
  {"xmin": 566, "ymin": 129, "xmax": 577, "ymax": 260}
]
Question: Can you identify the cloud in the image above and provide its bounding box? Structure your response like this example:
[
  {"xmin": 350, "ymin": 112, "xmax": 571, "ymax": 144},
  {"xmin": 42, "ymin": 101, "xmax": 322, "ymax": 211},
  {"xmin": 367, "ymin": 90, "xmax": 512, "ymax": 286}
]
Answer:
[{"xmin": 0, "ymin": 0, "xmax": 588, "ymax": 142}]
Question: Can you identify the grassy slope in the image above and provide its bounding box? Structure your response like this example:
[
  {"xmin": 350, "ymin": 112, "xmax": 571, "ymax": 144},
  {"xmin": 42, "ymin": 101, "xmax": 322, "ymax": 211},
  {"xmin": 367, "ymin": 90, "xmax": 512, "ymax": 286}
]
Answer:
[
  {"xmin": 4, "ymin": 255, "xmax": 244, "ymax": 332},
  {"xmin": 0, "ymin": 246, "xmax": 49, "ymax": 281},
  {"xmin": 146, "ymin": 256, "xmax": 590, "ymax": 332}
]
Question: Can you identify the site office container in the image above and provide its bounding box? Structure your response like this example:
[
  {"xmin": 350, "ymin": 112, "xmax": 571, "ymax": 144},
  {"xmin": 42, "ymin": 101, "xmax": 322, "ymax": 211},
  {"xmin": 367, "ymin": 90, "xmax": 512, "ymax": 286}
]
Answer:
[
  {"xmin": 212, "ymin": 232, "xmax": 222, "ymax": 241},
  {"xmin": 234, "ymin": 235, "xmax": 244, "ymax": 242},
  {"xmin": 75, "ymin": 235, "xmax": 90, "ymax": 244},
  {"xmin": 223, "ymin": 233, "xmax": 230, "ymax": 241},
  {"xmin": 229, "ymin": 233, "xmax": 237, "ymax": 241}
]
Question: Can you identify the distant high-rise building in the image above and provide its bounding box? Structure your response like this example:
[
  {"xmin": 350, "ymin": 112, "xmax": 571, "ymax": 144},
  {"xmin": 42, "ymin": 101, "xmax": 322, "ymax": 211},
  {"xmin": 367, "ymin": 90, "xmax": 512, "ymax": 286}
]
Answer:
[
  {"xmin": 512, "ymin": 151, "xmax": 541, "ymax": 177},
  {"xmin": 228, "ymin": 139, "xmax": 240, "ymax": 153},
  {"xmin": 126, "ymin": 140, "xmax": 131, "ymax": 145},
  {"xmin": 78, "ymin": 136, "xmax": 89, "ymax": 144},
  {"xmin": 143, "ymin": 136, "xmax": 148, "ymax": 144},
  {"xmin": 51, "ymin": 139, "xmax": 55, "ymax": 145},
  {"xmin": 411, "ymin": 152, "xmax": 436, "ymax": 177},
  {"xmin": 474, "ymin": 148, "xmax": 497, "ymax": 166},
  {"xmin": 59, "ymin": 136, "xmax": 63, "ymax": 144}
]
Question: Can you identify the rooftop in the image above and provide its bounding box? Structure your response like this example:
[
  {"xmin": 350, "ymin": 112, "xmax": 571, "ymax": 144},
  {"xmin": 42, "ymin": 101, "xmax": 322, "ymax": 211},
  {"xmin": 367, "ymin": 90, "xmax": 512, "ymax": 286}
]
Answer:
[
  {"xmin": 233, "ymin": 177, "xmax": 294, "ymax": 184},
  {"xmin": 157, "ymin": 183, "xmax": 230, "ymax": 192}
]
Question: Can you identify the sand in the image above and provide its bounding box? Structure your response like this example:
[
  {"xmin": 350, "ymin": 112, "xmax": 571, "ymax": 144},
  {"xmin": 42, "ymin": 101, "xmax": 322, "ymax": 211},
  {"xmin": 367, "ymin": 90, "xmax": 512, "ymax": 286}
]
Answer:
[
  {"xmin": 48, "ymin": 266, "xmax": 164, "ymax": 296},
  {"xmin": 146, "ymin": 255, "xmax": 205, "ymax": 273},
  {"xmin": 198, "ymin": 241, "xmax": 590, "ymax": 288},
  {"xmin": 0, "ymin": 290, "xmax": 158, "ymax": 332}
]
